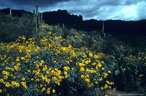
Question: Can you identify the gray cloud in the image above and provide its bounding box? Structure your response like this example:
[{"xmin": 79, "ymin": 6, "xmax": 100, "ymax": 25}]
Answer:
[
  {"xmin": 0, "ymin": 0, "xmax": 71, "ymax": 10},
  {"xmin": 10, "ymin": 0, "xmax": 69, "ymax": 6},
  {"xmin": 44, "ymin": 0, "xmax": 146, "ymax": 20},
  {"xmin": 0, "ymin": 0, "xmax": 146, "ymax": 20}
]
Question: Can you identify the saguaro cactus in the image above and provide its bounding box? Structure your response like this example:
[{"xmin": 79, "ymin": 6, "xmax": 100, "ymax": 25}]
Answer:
[
  {"xmin": 102, "ymin": 21, "xmax": 104, "ymax": 33},
  {"xmin": 36, "ymin": 4, "xmax": 39, "ymax": 29},
  {"xmin": 33, "ymin": 4, "xmax": 43, "ymax": 38},
  {"xmin": 33, "ymin": 4, "xmax": 39, "ymax": 38},
  {"xmin": 33, "ymin": 8, "xmax": 35, "ymax": 18},
  {"xmin": 36, "ymin": 4, "xmax": 38, "ymax": 17},
  {"xmin": 101, "ymin": 21, "xmax": 106, "ymax": 38},
  {"xmin": 40, "ymin": 13, "xmax": 43, "ymax": 23},
  {"xmin": 33, "ymin": 8, "xmax": 36, "ymax": 24},
  {"xmin": 9, "ymin": 8, "xmax": 12, "ymax": 17}
]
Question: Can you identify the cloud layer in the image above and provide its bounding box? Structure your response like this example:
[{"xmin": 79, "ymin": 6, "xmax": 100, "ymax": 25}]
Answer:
[{"xmin": 0, "ymin": 0, "xmax": 146, "ymax": 21}]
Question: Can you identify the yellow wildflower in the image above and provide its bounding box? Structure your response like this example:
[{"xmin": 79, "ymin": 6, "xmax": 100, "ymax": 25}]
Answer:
[
  {"xmin": 31, "ymin": 78, "xmax": 34, "ymax": 81},
  {"xmin": 21, "ymin": 57, "xmax": 25, "ymax": 60},
  {"xmin": 86, "ymin": 74, "xmax": 89, "ymax": 78},
  {"xmin": 0, "ymin": 89, "xmax": 2, "ymax": 93},
  {"xmin": 41, "ymin": 60, "xmax": 44, "ymax": 64},
  {"xmin": 0, "ymin": 79, "xmax": 4, "ymax": 83},
  {"xmin": 108, "ymin": 71, "xmax": 111, "ymax": 73},
  {"xmin": 89, "ymin": 52, "xmax": 93, "ymax": 57},
  {"xmin": 2, "ymin": 71, "xmax": 9, "ymax": 75},
  {"xmin": 22, "ymin": 77, "xmax": 25, "ymax": 81},
  {"xmin": 57, "ymin": 82, "xmax": 60, "ymax": 86},
  {"xmin": 52, "ymin": 77, "xmax": 58, "ymax": 81},
  {"xmin": 11, "ymin": 81, "xmax": 20, "ymax": 87},
  {"xmin": 101, "ymin": 87, "xmax": 104, "ymax": 90},
  {"xmin": 16, "ymin": 57, "xmax": 19, "ymax": 62},
  {"xmin": 63, "ymin": 66, "xmax": 70, "ymax": 71},
  {"xmin": 95, "ymin": 81, "xmax": 98, "ymax": 84},
  {"xmin": 64, "ymin": 71, "xmax": 68, "ymax": 75},
  {"xmin": 99, "ymin": 77, "xmax": 103, "ymax": 81},
  {"xmin": 65, "ymin": 75, "xmax": 69, "ymax": 78},
  {"xmin": 14, "ymin": 66, "xmax": 19, "ymax": 71},
  {"xmin": 27, "ymin": 70, "xmax": 31, "ymax": 72},
  {"xmin": 85, "ymin": 60, "xmax": 89, "ymax": 64},
  {"xmin": 84, "ymin": 78, "xmax": 90, "ymax": 83},
  {"xmin": 109, "ymin": 82, "xmax": 114, "ymax": 85},
  {"xmin": 52, "ymin": 89, "xmax": 56, "ymax": 94},
  {"xmin": 66, "ymin": 61, "xmax": 70, "ymax": 64},
  {"xmin": 79, "ymin": 63, "xmax": 85, "ymax": 66},
  {"xmin": 68, "ymin": 44, "xmax": 72, "ymax": 48},
  {"xmin": 47, "ymin": 88, "xmax": 51, "ymax": 94},
  {"xmin": 4, "ymin": 76, "xmax": 8, "ymax": 80},
  {"xmin": 5, "ymin": 82, "xmax": 10, "ymax": 87},
  {"xmin": 94, "ymin": 55, "xmax": 99, "ymax": 59},
  {"xmin": 102, "ymin": 67, "xmax": 104, "ymax": 70},
  {"xmin": 92, "ymin": 62, "xmax": 96, "ymax": 65},
  {"xmin": 16, "ymin": 63, "xmax": 20, "ymax": 66},
  {"xmin": 139, "ymin": 74, "xmax": 144, "ymax": 77},
  {"xmin": 72, "ymin": 67, "xmax": 75, "ymax": 70},
  {"xmin": 104, "ymin": 84, "xmax": 108, "ymax": 89},
  {"xmin": 41, "ymin": 87, "xmax": 46, "ymax": 92},
  {"xmin": 80, "ymin": 67, "xmax": 85, "ymax": 72},
  {"xmin": 101, "ymin": 61, "xmax": 104, "ymax": 63},
  {"xmin": 106, "ymin": 80, "xmax": 110, "ymax": 84},
  {"xmin": 58, "ymin": 36, "xmax": 62, "ymax": 39},
  {"xmin": 98, "ymin": 62, "xmax": 102, "ymax": 67},
  {"xmin": 21, "ymin": 82, "xmax": 28, "ymax": 89},
  {"xmin": 48, "ymin": 32, "xmax": 52, "ymax": 34},
  {"xmin": 104, "ymin": 73, "xmax": 108, "ymax": 78},
  {"xmin": 81, "ymin": 75, "xmax": 84, "ymax": 78}
]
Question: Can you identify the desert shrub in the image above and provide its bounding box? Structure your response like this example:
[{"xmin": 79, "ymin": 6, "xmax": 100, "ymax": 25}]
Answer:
[
  {"xmin": 100, "ymin": 53, "xmax": 146, "ymax": 93},
  {"xmin": 0, "ymin": 22, "xmax": 146, "ymax": 96},
  {"xmin": 0, "ymin": 14, "xmax": 35, "ymax": 42},
  {"xmin": 0, "ymin": 33, "xmax": 116, "ymax": 96},
  {"xmin": 90, "ymin": 31, "xmax": 106, "ymax": 50}
]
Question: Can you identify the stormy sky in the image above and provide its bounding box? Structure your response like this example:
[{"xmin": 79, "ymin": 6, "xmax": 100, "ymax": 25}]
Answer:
[{"xmin": 0, "ymin": 0, "xmax": 146, "ymax": 21}]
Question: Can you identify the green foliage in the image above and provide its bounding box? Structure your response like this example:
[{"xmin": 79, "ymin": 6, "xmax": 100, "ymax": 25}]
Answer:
[
  {"xmin": 0, "ymin": 15, "xmax": 146, "ymax": 95},
  {"xmin": 115, "ymin": 70, "xmax": 120, "ymax": 76},
  {"xmin": 0, "ymin": 14, "xmax": 35, "ymax": 42},
  {"xmin": 39, "ymin": 24, "xmax": 146, "ymax": 93}
]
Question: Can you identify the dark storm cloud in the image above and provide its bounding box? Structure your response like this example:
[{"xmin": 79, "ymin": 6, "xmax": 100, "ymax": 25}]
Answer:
[
  {"xmin": 0, "ymin": 0, "xmax": 71, "ymax": 10},
  {"xmin": 9, "ymin": 0, "xmax": 69, "ymax": 6},
  {"xmin": 0, "ymin": 0, "xmax": 146, "ymax": 20}
]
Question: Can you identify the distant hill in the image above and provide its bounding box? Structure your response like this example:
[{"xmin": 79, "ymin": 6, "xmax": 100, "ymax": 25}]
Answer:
[
  {"xmin": 0, "ymin": 8, "xmax": 32, "ymax": 16},
  {"xmin": 0, "ymin": 8, "xmax": 146, "ymax": 38}
]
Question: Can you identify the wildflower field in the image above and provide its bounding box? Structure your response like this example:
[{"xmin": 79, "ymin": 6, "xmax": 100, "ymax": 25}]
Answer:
[{"xmin": 0, "ymin": 23, "xmax": 146, "ymax": 96}]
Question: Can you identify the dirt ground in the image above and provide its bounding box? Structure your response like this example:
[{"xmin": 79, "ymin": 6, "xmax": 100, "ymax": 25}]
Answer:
[{"xmin": 105, "ymin": 90, "xmax": 145, "ymax": 96}]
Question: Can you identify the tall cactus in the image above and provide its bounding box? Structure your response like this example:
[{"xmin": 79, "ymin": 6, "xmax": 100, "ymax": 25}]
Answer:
[
  {"xmin": 36, "ymin": 4, "xmax": 38, "ymax": 17},
  {"xmin": 33, "ymin": 4, "xmax": 43, "ymax": 38},
  {"xmin": 101, "ymin": 21, "xmax": 106, "ymax": 38},
  {"xmin": 9, "ymin": 8, "xmax": 12, "ymax": 17},
  {"xmin": 40, "ymin": 13, "xmax": 43, "ymax": 23},
  {"xmin": 33, "ymin": 4, "xmax": 39, "ymax": 38},
  {"xmin": 33, "ymin": 9, "xmax": 35, "ymax": 22},
  {"xmin": 102, "ymin": 21, "xmax": 104, "ymax": 33},
  {"xmin": 38, "ymin": 13, "xmax": 41, "ymax": 24},
  {"xmin": 36, "ymin": 4, "xmax": 39, "ymax": 29}
]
